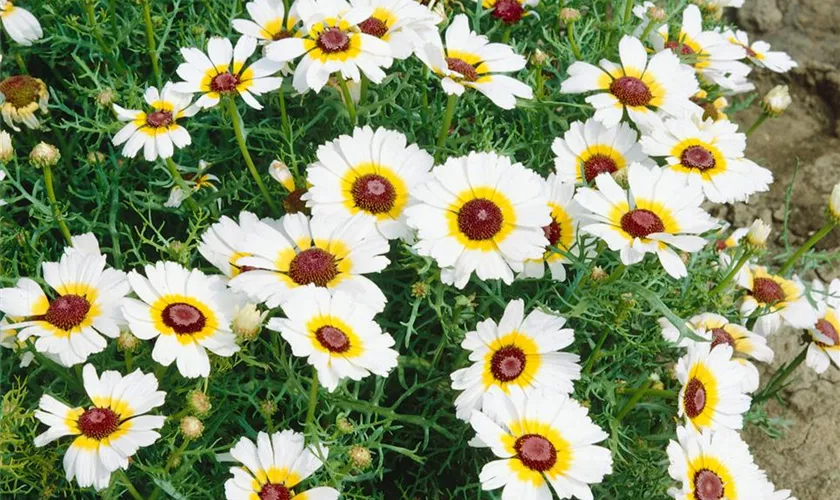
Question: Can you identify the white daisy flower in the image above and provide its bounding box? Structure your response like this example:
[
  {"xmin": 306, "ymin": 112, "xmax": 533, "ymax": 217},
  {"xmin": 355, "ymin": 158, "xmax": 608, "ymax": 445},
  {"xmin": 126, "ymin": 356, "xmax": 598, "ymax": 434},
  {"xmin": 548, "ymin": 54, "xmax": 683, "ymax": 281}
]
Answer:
[
  {"xmin": 676, "ymin": 343, "xmax": 751, "ymax": 432},
  {"xmin": 574, "ymin": 163, "xmax": 717, "ymax": 279},
  {"xmin": 233, "ymin": 0, "xmax": 301, "ymax": 44},
  {"xmin": 561, "ymin": 35, "xmax": 700, "ymax": 128},
  {"xmin": 174, "ymin": 35, "xmax": 284, "ymax": 110},
  {"xmin": 450, "ymin": 299, "xmax": 580, "ymax": 421},
  {"xmin": 0, "ymin": 0, "xmax": 42, "ymax": 45},
  {"xmin": 405, "ymin": 151, "xmax": 550, "ymax": 289},
  {"xmin": 267, "ymin": 285, "xmax": 398, "ymax": 392},
  {"xmin": 520, "ymin": 174, "xmax": 591, "ymax": 281},
  {"xmin": 111, "ymin": 82, "xmax": 199, "ymax": 162},
  {"xmin": 229, "ymin": 212, "xmax": 390, "ymax": 312},
  {"xmin": 805, "ymin": 279, "xmax": 840, "ymax": 374},
  {"xmin": 552, "ymin": 118, "xmax": 655, "ymax": 185},
  {"xmin": 33, "ymin": 364, "xmax": 166, "ymax": 491},
  {"xmin": 350, "ymin": 0, "xmax": 441, "ymax": 59},
  {"xmin": 639, "ymin": 112, "xmax": 773, "ymax": 203},
  {"xmin": 225, "ymin": 429, "xmax": 339, "ymax": 500},
  {"xmin": 725, "ymin": 29, "xmax": 798, "ymax": 73},
  {"xmin": 305, "ymin": 125, "xmax": 434, "ymax": 241},
  {"xmin": 417, "ymin": 14, "xmax": 533, "ymax": 110},
  {"xmin": 265, "ymin": 0, "xmax": 393, "ymax": 94},
  {"xmin": 737, "ymin": 265, "xmax": 817, "ymax": 337},
  {"xmin": 0, "ymin": 248, "xmax": 129, "ymax": 367},
  {"xmin": 474, "ymin": 0, "xmax": 539, "ymax": 25},
  {"xmin": 0, "ymin": 72, "xmax": 49, "ymax": 131},
  {"xmin": 469, "ymin": 388, "xmax": 613, "ymax": 500},
  {"xmin": 198, "ymin": 211, "xmax": 282, "ymax": 279},
  {"xmin": 121, "ymin": 262, "xmax": 241, "ymax": 378},
  {"xmin": 666, "ymin": 425, "xmax": 767, "ymax": 500},
  {"xmin": 660, "ymin": 312, "xmax": 774, "ymax": 392}
]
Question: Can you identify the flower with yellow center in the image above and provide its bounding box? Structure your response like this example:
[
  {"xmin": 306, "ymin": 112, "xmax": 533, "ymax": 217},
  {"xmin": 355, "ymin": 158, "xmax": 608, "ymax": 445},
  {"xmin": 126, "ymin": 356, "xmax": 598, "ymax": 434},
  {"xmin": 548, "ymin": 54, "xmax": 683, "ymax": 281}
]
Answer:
[
  {"xmin": 233, "ymin": 0, "xmax": 301, "ymax": 44},
  {"xmin": 0, "ymin": 0, "xmax": 42, "ymax": 46},
  {"xmin": 737, "ymin": 265, "xmax": 817, "ymax": 337},
  {"xmin": 805, "ymin": 278, "xmax": 840, "ymax": 374},
  {"xmin": 0, "ymin": 70, "xmax": 49, "ymax": 131},
  {"xmin": 198, "ymin": 211, "xmax": 277, "ymax": 281},
  {"xmin": 350, "ymin": 0, "xmax": 441, "ymax": 59},
  {"xmin": 725, "ymin": 29, "xmax": 798, "ymax": 73}
]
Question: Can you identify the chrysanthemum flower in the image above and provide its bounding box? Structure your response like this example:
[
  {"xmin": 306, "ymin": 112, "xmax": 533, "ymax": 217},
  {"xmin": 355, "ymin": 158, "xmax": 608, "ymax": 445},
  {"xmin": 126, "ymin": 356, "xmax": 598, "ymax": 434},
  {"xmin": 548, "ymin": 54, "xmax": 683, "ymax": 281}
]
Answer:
[
  {"xmin": 640, "ymin": 112, "xmax": 772, "ymax": 203},
  {"xmin": 469, "ymin": 389, "xmax": 613, "ymax": 500},
  {"xmin": 561, "ymin": 35, "xmax": 699, "ymax": 128},
  {"xmin": 122, "ymin": 262, "xmax": 241, "ymax": 378},
  {"xmin": 473, "ymin": 0, "xmax": 539, "ymax": 25},
  {"xmin": 552, "ymin": 118, "xmax": 655, "ymax": 185},
  {"xmin": 450, "ymin": 299, "xmax": 580, "ymax": 421},
  {"xmin": 660, "ymin": 313, "xmax": 773, "ymax": 392},
  {"xmin": 305, "ymin": 125, "xmax": 433, "ymax": 240},
  {"xmin": 417, "ymin": 14, "xmax": 532, "ymax": 109},
  {"xmin": 350, "ymin": 0, "xmax": 441, "ymax": 59},
  {"xmin": 267, "ymin": 285, "xmax": 398, "ymax": 391},
  {"xmin": 676, "ymin": 343, "xmax": 751, "ymax": 431},
  {"xmin": 574, "ymin": 163, "xmax": 716, "ymax": 279},
  {"xmin": 520, "ymin": 174, "xmax": 590, "ymax": 281},
  {"xmin": 225, "ymin": 429, "xmax": 338, "ymax": 500},
  {"xmin": 230, "ymin": 212, "xmax": 390, "ymax": 311},
  {"xmin": 0, "ymin": 72, "xmax": 49, "ymax": 131},
  {"xmin": 805, "ymin": 278, "xmax": 840, "ymax": 374},
  {"xmin": 725, "ymin": 29, "xmax": 798, "ymax": 73},
  {"xmin": 666, "ymin": 425, "xmax": 767, "ymax": 500},
  {"xmin": 198, "ymin": 211, "xmax": 277, "ymax": 279},
  {"xmin": 112, "ymin": 82, "xmax": 199, "ymax": 162},
  {"xmin": 0, "ymin": 243, "xmax": 129, "ymax": 367},
  {"xmin": 737, "ymin": 265, "xmax": 817, "ymax": 337},
  {"xmin": 233, "ymin": 0, "xmax": 300, "ymax": 43},
  {"xmin": 405, "ymin": 151, "xmax": 550, "ymax": 289},
  {"xmin": 0, "ymin": 0, "xmax": 42, "ymax": 45},
  {"xmin": 265, "ymin": 0, "xmax": 393, "ymax": 94},
  {"xmin": 174, "ymin": 36, "xmax": 284, "ymax": 110},
  {"xmin": 33, "ymin": 364, "xmax": 166, "ymax": 491}
]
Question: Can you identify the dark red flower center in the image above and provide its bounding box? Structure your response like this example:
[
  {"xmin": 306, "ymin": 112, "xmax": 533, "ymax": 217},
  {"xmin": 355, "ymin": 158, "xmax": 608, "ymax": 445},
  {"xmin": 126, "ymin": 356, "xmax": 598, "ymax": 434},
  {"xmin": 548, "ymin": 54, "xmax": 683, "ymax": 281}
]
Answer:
[
  {"xmin": 446, "ymin": 57, "xmax": 478, "ymax": 82},
  {"xmin": 492, "ymin": 0, "xmax": 525, "ymax": 24},
  {"xmin": 44, "ymin": 294, "xmax": 91, "ymax": 331},
  {"xmin": 621, "ymin": 209, "xmax": 665, "ymax": 238},
  {"xmin": 0, "ymin": 75, "xmax": 43, "ymax": 108},
  {"xmin": 681, "ymin": 145, "xmax": 716, "ymax": 171},
  {"xmin": 745, "ymin": 46, "xmax": 758, "ymax": 58},
  {"xmin": 683, "ymin": 378, "xmax": 707, "ymax": 419},
  {"xmin": 162, "ymin": 303, "xmax": 207, "ymax": 335},
  {"xmin": 514, "ymin": 434, "xmax": 557, "ymax": 472},
  {"xmin": 751, "ymin": 277, "xmax": 785, "ymax": 305},
  {"xmin": 458, "ymin": 198, "xmax": 504, "ymax": 241},
  {"xmin": 78, "ymin": 407, "xmax": 120, "ymax": 440},
  {"xmin": 351, "ymin": 174, "xmax": 396, "ymax": 214},
  {"xmin": 610, "ymin": 76, "xmax": 653, "ymax": 107},
  {"xmin": 146, "ymin": 110, "xmax": 173, "ymax": 128},
  {"xmin": 710, "ymin": 328, "xmax": 736, "ymax": 349},
  {"xmin": 543, "ymin": 218, "xmax": 562, "ymax": 247},
  {"xmin": 358, "ymin": 17, "xmax": 389, "ymax": 38},
  {"xmin": 315, "ymin": 325, "xmax": 351, "ymax": 353},
  {"xmin": 317, "ymin": 27, "xmax": 351, "ymax": 53},
  {"xmin": 583, "ymin": 155, "xmax": 618, "ymax": 183},
  {"xmin": 210, "ymin": 72, "xmax": 240, "ymax": 93},
  {"xmin": 715, "ymin": 239, "xmax": 728, "ymax": 251},
  {"xmin": 288, "ymin": 248, "xmax": 338, "ymax": 286},
  {"xmin": 490, "ymin": 345, "xmax": 527, "ymax": 382},
  {"xmin": 693, "ymin": 469, "xmax": 725, "ymax": 500},
  {"xmin": 664, "ymin": 40, "xmax": 696, "ymax": 55},
  {"xmin": 815, "ymin": 319, "xmax": 839, "ymax": 347},
  {"xmin": 259, "ymin": 483, "xmax": 292, "ymax": 500}
]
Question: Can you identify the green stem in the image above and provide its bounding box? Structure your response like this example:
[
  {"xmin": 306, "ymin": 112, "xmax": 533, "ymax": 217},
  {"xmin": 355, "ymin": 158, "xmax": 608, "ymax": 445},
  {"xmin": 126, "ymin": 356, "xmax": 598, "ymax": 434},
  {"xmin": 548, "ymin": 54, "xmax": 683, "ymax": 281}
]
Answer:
[
  {"xmin": 141, "ymin": 0, "xmax": 161, "ymax": 86},
  {"xmin": 278, "ymin": 88, "xmax": 291, "ymax": 140},
  {"xmin": 745, "ymin": 113, "xmax": 768, "ymax": 137},
  {"xmin": 600, "ymin": 263, "xmax": 626, "ymax": 286},
  {"xmin": 779, "ymin": 223, "xmax": 836, "ymax": 275},
  {"xmin": 501, "ymin": 26, "xmax": 512, "ymax": 44},
  {"xmin": 84, "ymin": 0, "xmax": 124, "ymax": 73},
  {"xmin": 435, "ymin": 94, "xmax": 458, "ymax": 161},
  {"xmin": 640, "ymin": 18, "xmax": 656, "ymax": 42},
  {"xmin": 42, "ymin": 164, "xmax": 72, "ymax": 244},
  {"xmin": 359, "ymin": 73, "xmax": 369, "ymax": 107},
  {"xmin": 337, "ymin": 75, "xmax": 357, "ymax": 125},
  {"xmin": 304, "ymin": 368, "xmax": 320, "ymax": 439},
  {"xmin": 615, "ymin": 382, "xmax": 652, "ymax": 422},
  {"xmin": 116, "ymin": 469, "xmax": 143, "ymax": 500},
  {"xmin": 617, "ymin": 387, "xmax": 678, "ymax": 399},
  {"xmin": 582, "ymin": 328, "xmax": 609, "ymax": 375},
  {"xmin": 623, "ymin": 0, "xmax": 635, "ymax": 24},
  {"xmin": 535, "ymin": 66, "xmax": 545, "ymax": 100},
  {"xmin": 164, "ymin": 158, "xmax": 200, "ymax": 212},
  {"xmin": 710, "ymin": 248, "xmax": 752, "ymax": 295},
  {"xmin": 226, "ymin": 99, "xmax": 281, "ymax": 214},
  {"xmin": 331, "ymin": 397, "xmax": 454, "ymax": 439},
  {"xmin": 566, "ymin": 22, "xmax": 584, "ymax": 60},
  {"xmin": 754, "ymin": 346, "xmax": 808, "ymax": 404}
]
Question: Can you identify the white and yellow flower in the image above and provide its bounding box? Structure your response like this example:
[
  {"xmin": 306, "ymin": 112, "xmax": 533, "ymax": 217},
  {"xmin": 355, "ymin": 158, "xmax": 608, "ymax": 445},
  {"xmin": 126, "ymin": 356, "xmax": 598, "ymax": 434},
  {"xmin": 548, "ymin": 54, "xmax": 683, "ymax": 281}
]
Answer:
[
  {"xmin": 417, "ymin": 14, "xmax": 532, "ymax": 109},
  {"xmin": 737, "ymin": 265, "xmax": 817, "ymax": 337},
  {"xmin": 198, "ymin": 211, "xmax": 281, "ymax": 279},
  {"xmin": 233, "ymin": 0, "xmax": 301, "ymax": 44},
  {"xmin": 450, "ymin": 299, "xmax": 580, "ymax": 421},
  {"xmin": 666, "ymin": 425, "xmax": 766, "ymax": 500},
  {"xmin": 469, "ymin": 388, "xmax": 613, "ymax": 499},
  {"xmin": 174, "ymin": 36, "xmax": 284, "ymax": 109},
  {"xmin": 112, "ymin": 83, "xmax": 198, "ymax": 162},
  {"xmin": 266, "ymin": 0, "xmax": 393, "ymax": 94},
  {"xmin": 0, "ymin": 71, "xmax": 49, "ymax": 131},
  {"xmin": 574, "ymin": 163, "xmax": 716, "ymax": 279},
  {"xmin": 725, "ymin": 29, "xmax": 798, "ymax": 73},
  {"xmin": 305, "ymin": 125, "xmax": 433, "ymax": 240},
  {"xmin": 33, "ymin": 364, "xmax": 166, "ymax": 491},
  {"xmin": 474, "ymin": 0, "xmax": 539, "ymax": 25},
  {"xmin": 405, "ymin": 151, "xmax": 550, "ymax": 289},
  {"xmin": 350, "ymin": 0, "xmax": 441, "ymax": 59},
  {"xmin": 225, "ymin": 429, "xmax": 339, "ymax": 500},
  {"xmin": 640, "ymin": 112, "xmax": 772, "ymax": 203},
  {"xmin": 267, "ymin": 285, "xmax": 398, "ymax": 392},
  {"xmin": 561, "ymin": 35, "xmax": 699, "ymax": 128},
  {"xmin": 552, "ymin": 118, "xmax": 655, "ymax": 185},
  {"xmin": 0, "ymin": 0, "xmax": 42, "ymax": 45},
  {"xmin": 805, "ymin": 278, "xmax": 840, "ymax": 374},
  {"xmin": 121, "ymin": 262, "xmax": 241, "ymax": 378},
  {"xmin": 229, "ymin": 212, "xmax": 390, "ymax": 311},
  {"xmin": 676, "ymin": 343, "xmax": 751, "ymax": 431}
]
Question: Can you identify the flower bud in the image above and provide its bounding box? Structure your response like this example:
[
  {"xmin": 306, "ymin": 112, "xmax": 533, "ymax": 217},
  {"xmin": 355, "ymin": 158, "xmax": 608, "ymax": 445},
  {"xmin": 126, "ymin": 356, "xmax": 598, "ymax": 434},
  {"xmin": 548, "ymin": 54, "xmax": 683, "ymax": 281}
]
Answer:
[
  {"xmin": 180, "ymin": 416, "xmax": 204, "ymax": 439},
  {"xmin": 164, "ymin": 186, "xmax": 186, "ymax": 208},
  {"xmin": 590, "ymin": 266, "xmax": 607, "ymax": 281},
  {"xmin": 337, "ymin": 416, "xmax": 355, "ymax": 434},
  {"xmin": 86, "ymin": 151, "xmax": 106, "ymax": 165},
  {"xmin": 348, "ymin": 446, "xmax": 372, "ymax": 470},
  {"xmin": 188, "ymin": 390, "xmax": 212, "ymax": 416},
  {"xmin": 560, "ymin": 7, "xmax": 581, "ymax": 22},
  {"xmin": 745, "ymin": 219, "xmax": 771, "ymax": 250},
  {"xmin": 260, "ymin": 399, "xmax": 278, "ymax": 417},
  {"xmin": 611, "ymin": 167, "xmax": 629, "ymax": 189},
  {"xmin": 410, "ymin": 282, "xmax": 429, "ymax": 299},
  {"xmin": 646, "ymin": 6, "xmax": 666, "ymax": 22},
  {"xmin": 269, "ymin": 160, "xmax": 296, "ymax": 192},
  {"xmin": 829, "ymin": 183, "xmax": 840, "ymax": 225},
  {"xmin": 231, "ymin": 303, "xmax": 266, "ymax": 341},
  {"xmin": 530, "ymin": 49, "xmax": 549, "ymax": 66},
  {"xmin": 0, "ymin": 131, "xmax": 14, "ymax": 163},
  {"xmin": 762, "ymin": 85, "xmax": 791, "ymax": 117},
  {"xmin": 29, "ymin": 142, "xmax": 60, "ymax": 169},
  {"xmin": 96, "ymin": 88, "xmax": 117, "ymax": 108},
  {"xmin": 117, "ymin": 330, "xmax": 139, "ymax": 352}
]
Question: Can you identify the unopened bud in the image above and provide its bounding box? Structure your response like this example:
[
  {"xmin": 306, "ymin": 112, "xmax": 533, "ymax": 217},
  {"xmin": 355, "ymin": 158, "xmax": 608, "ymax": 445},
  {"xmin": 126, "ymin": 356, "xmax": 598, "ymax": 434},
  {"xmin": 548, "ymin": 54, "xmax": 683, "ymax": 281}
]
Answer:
[
  {"xmin": 410, "ymin": 282, "xmax": 429, "ymax": 298},
  {"xmin": 260, "ymin": 399, "xmax": 278, "ymax": 417},
  {"xmin": 96, "ymin": 88, "xmax": 117, "ymax": 107},
  {"xmin": 180, "ymin": 416, "xmax": 204, "ymax": 439},
  {"xmin": 348, "ymin": 446, "xmax": 372, "ymax": 469},
  {"xmin": 87, "ymin": 151, "xmax": 106, "ymax": 165},
  {"xmin": 187, "ymin": 390, "xmax": 212, "ymax": 416},
  {"xmin": 559, "ymin": 8, "xmax": 581, "ymax": 23},
  {"xmin": 0, "ymin": 131, "xmax": 14, "ymax": 163},
  {"xmin": 829, "ymin": 184, "xmax": 840, "ymax": 225},
  {"xmin": 531, "ymin": 49, "xmax": 549, "ymax": 66},
  {"xmin": 232, "ymin": 303, "xmax": 266, "ymax": 341},
  {"xmin": 269, "ymin": 160, "xmax": 296, "ymax": 192},
  {"xmin": 762, "ymin": 85, "xmax": 791, "ymax": 117},
  {"xmin": 745, "ymin": 219, "xmax": 771, "ymax": 250},
  {"xmin": 29, "ymin": 142, "xmax": 60, "ymax": 169},
  {"xmin": 591, "ymin": 266, "xmax": 607, "ymax": 281},
  {"xmin": 611, "ymin": 167, "xmax": 629, "ymax": 188},
  {"xmin": 647, "ymin": 6, "xmax": 666, "ymax": 22},
  {"xmin": 117, "ymin": 331, "xmax": 139, "ymax": 352},
  {"xmin": 337, "ymin": 416, "xmax": 355, "ymax": 434}
]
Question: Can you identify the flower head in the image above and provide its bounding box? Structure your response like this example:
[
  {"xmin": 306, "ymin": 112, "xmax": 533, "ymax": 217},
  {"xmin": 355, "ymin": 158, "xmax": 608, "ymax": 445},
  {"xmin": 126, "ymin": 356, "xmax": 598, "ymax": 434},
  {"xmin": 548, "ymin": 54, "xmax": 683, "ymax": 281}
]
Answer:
[
  {"xmin": 33, "ymin": 364, "xmax": 166, "ymax": 491},
  {"xmin": 737, "ymin": 265, "xmax": 817, "ymax": 336},
  {"xmin": 233, "ymin": 0, "xmax": 301, "ymax": 44},
  {"xmin": 726, "ymin": 30, "xmax": 798, "ymax": 73},
  {"xmin": 0, "ymin": 130, "xmax": 13, "ymax": 163},
  {"xmin": 231, "ymin": 303, "xmax": 267, "ymax": 340},
  {"xmin": 350, "ymin": 0, "xmax": 441, "ymax": 59},
  {"xmin": 762, "ymin": 84, "xmax": 792, "ymax": 117},
  {"xmin": 269, "ymin": 159, "xmax": 296, "ymax": 192},
  {"xmin": 744, "ymin": 219, "xmax": 771, "ymax": 251},
  {"xmin": 198, "ymin": 211, "xmax": 274, "ymax": 280},
  {"xmin": 0, "ymin": 73, "xmax": 49, "ymax": 131},
  {"xmin": 0, "ymin": 0, "xmax": 43, "ymax": 45},
  {"xmin": 28, "ymin": 141, "xmax": 60, "ymax": 168},
  {"xmin": 805, "ymin": 279, "xmax": 840, "ymax": 374}
]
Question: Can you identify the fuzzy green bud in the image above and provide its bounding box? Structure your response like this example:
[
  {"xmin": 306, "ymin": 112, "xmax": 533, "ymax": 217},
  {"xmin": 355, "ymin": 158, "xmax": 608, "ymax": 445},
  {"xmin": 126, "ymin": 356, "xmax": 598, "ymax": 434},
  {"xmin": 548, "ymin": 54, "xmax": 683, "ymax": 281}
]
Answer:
[{"xmin": 29, "ymin": 142, "xmax": 60, "ymax": 169}]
